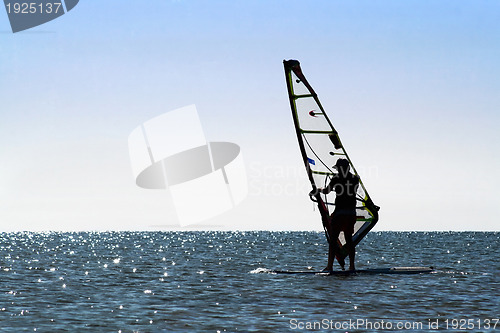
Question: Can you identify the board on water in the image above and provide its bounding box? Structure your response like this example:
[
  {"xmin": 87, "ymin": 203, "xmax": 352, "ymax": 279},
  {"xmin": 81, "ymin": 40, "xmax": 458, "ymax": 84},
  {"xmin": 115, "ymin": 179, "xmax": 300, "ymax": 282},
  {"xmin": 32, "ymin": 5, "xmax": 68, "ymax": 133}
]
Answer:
[{"xmin": 272, "ymin": 267, "xmax": 434, "ymax": 275}]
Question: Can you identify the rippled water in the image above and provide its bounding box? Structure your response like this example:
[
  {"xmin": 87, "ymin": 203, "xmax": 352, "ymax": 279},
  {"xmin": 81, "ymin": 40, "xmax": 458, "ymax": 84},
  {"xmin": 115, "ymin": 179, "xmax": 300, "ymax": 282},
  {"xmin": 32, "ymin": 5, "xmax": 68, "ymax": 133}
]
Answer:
[{"xmin": 0, "ymin": 232, "xmax": 498, "ymax": 332}]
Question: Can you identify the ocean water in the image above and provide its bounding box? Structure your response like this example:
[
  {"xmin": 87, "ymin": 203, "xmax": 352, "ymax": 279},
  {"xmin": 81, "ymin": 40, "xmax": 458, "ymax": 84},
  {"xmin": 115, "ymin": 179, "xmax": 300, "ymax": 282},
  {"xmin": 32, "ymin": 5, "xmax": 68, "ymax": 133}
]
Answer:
[{"xmin": 0, "ymin": 231, "xmax": 498, "ymax": 332}]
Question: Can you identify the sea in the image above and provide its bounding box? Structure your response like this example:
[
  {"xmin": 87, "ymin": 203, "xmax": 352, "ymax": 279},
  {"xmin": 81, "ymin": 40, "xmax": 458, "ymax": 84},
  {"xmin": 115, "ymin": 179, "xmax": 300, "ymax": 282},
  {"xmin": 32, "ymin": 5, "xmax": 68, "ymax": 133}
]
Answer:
[{"xmin": 0, "ymin": 231, "xmax": 497, "ymax": 332}]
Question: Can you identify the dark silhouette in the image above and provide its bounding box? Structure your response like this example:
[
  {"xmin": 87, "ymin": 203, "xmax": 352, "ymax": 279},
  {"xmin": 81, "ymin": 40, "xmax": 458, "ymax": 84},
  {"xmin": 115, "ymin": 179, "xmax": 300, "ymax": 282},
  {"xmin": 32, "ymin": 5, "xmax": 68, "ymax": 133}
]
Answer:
[{"xmin": 321, "ymin": 158, "xmax": 359, "ymax": 271}]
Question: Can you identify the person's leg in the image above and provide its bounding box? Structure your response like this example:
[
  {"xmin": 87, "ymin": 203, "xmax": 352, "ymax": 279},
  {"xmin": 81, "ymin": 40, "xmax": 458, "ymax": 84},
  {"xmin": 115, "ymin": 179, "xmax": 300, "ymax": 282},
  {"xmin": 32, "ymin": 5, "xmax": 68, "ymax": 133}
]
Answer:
[
  {"xmin": 344, "ymin": 215, "xmax": 356, "ymax": 271},
  {"xmin": 344, "ymin": 232, "xmax": 355, "ymax": 270},
  {"xmin": 325, "ymin": 221, "xmax": 340, "ymax": 271}
]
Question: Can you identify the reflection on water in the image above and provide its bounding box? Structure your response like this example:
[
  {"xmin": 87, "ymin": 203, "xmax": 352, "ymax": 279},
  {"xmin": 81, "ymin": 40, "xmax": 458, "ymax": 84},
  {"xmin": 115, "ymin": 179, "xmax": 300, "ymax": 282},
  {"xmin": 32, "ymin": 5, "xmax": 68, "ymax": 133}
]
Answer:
[{"xmin": 0, "ymin": 231, "xmax": 497, "ymax": 331}]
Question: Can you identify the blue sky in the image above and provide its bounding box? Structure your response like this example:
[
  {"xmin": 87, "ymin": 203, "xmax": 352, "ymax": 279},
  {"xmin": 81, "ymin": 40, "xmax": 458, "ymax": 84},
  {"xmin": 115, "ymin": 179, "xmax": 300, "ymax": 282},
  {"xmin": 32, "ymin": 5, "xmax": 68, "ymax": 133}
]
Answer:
[{"xmin": 0, "ymin": 1, "xmax": 499, "ymax": 231}]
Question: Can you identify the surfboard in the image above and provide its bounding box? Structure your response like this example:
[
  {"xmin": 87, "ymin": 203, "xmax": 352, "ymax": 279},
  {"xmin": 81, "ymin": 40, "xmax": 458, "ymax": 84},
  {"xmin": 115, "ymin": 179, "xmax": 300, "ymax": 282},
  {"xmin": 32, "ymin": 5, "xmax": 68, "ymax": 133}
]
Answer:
[{"xmin": 272, "ymin": 267, "xmax": 434, "ymax": 275}]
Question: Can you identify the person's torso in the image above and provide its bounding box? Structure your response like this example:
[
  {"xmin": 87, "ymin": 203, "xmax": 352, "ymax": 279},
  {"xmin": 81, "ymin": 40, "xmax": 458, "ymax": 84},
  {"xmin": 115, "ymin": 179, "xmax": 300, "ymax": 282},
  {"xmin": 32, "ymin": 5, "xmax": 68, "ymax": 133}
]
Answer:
[{"xmin": 331, "ymin": 173, "xmax": 359, "ymax": 209}]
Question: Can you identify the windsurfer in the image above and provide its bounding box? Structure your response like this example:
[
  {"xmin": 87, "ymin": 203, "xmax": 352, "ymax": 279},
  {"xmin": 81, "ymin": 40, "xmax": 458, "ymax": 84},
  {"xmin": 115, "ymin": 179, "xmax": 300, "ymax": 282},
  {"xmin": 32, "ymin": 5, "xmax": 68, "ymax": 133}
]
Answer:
[{"xmin": 319, "ymin": 158, "xmax": 359, "ymax": 272}]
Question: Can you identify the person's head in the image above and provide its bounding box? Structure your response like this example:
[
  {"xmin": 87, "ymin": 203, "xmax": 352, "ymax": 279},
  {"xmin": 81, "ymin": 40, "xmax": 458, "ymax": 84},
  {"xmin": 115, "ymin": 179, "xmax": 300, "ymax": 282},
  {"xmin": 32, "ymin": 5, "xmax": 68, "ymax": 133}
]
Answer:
[{"xmin": 334, "ymin": 158, "xmax": 350, "ymax": 175}]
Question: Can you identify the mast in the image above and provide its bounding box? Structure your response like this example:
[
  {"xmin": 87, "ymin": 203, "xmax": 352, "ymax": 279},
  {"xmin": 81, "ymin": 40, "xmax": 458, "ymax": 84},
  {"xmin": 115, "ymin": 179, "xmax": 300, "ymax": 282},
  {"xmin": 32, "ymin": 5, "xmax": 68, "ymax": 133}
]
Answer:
[{"xmin": 284, "ymin": 60, "xmax": 332, "ymax": 244}]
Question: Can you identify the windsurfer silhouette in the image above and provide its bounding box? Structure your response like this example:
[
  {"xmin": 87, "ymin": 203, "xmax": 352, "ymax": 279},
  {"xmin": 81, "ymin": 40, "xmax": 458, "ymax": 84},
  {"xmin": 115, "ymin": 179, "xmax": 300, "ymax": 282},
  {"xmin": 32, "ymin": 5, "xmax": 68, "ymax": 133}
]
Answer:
[{"xmin": 318, "ymin": 158, "xmax": 359, "ymax": 272}]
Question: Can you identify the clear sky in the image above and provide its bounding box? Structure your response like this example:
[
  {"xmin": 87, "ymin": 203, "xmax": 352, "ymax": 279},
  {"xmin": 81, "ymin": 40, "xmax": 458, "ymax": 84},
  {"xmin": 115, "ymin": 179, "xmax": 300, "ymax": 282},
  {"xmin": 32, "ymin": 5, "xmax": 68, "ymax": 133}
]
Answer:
[{"xmin": 1, "ymin": 0, "xmax": 499, "ymax": 231}]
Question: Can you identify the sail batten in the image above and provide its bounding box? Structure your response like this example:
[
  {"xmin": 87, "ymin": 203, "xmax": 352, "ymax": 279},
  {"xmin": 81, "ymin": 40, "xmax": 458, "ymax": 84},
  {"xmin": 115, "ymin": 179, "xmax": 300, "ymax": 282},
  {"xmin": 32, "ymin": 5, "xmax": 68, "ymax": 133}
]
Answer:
[
  {"xmin": 300, "ymin": 130, "xmax": 335, "ymax": 134},
  {"xmin": 284, "ymin": 59, "xmax": 379, "ymax": 265},
  {"xmin": 294, "ymin": 94, "xmax": 316, "ymax": 98}
]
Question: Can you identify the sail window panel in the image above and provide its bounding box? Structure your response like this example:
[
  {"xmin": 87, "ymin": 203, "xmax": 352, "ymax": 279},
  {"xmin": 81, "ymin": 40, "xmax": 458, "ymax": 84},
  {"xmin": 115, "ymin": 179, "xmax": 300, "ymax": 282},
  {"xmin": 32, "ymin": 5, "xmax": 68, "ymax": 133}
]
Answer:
[
  {"xmin": 340, "ymin": 220, "xmax": 371, "ymax": 246},
  {"xmin": 303, "ymin": 133, "xmax": 344, "ymax": 156},
  {"xmin": 311, "ymin": 173, "xmax": 329, "ymax": 189},
  {"xmin": 356, "ymin": 184, "xmax": 368, "ymax": 202},
  {"xmin": 356, "ymin": 212, "xmax": 370, "ymax": 222},
  {"xmin": 303, "ymin": 133, "xmax": 369, "ymax": 205},
  {"xmin": 304, "ymin": 150, "xmax": 332, "ymax": 176},
  {"xmin": 291, "ymin": 71, "xmax": 311, "ymax": 96},
  {"xmin": 353, "ymin": 221, "xmax": 366, "ymax": 237},
  {"xmin": 302, "ymin": 134, "xmax": 342, "ymax": 172},
  {"xmin": 303, "ymin": 134, "xmax": 332, "ymax": 173},
  {"xmin": 356, "ymin": 205, "xmax": 370, "ymax": 217},
  {"xmin": 295, "ymin": 98, "xmax": 332, "ymax": 132}
]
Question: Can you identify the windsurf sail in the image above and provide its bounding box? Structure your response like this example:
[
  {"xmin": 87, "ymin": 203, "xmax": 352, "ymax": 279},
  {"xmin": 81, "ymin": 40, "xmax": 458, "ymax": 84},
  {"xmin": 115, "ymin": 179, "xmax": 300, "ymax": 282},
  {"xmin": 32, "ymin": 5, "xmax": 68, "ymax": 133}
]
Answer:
[{"xmin": 283, "ymin": 59, "xmax": 379, "ymax": 266}]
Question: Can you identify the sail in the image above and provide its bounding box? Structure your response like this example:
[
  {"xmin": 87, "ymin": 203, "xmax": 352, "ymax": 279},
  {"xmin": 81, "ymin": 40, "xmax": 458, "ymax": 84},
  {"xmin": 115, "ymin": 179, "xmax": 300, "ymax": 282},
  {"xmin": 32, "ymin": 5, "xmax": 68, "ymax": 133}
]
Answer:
[{"xmin": 283, "ymin": 59, "xmax": 379, "ymax": 264}]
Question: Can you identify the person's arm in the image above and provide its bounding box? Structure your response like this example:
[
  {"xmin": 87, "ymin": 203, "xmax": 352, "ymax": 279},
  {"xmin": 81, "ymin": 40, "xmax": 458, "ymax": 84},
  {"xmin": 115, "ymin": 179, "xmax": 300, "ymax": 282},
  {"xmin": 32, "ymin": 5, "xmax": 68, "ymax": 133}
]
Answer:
[
  {"xmin": 308, "ymin": 182, "xmax": 331, "ymax": 197},
  {"xmin": 321, "ymin": 176, "xmax": 339, "ymax": 194},
  {"xmin": 309, "ymin": 175, "xmax": 339, "ymax": 196}
]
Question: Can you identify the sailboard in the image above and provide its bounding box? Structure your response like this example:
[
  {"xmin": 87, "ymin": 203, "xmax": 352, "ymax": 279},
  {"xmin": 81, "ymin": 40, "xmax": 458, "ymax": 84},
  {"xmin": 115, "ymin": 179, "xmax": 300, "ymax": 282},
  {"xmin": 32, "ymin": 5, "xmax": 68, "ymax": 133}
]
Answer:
[
  {"xmin": 272, "ymin": 267, "xmax": 434, "ymax": 275},
  {"xmin": 284, "ymin": 59, "xmax": 380, "ymax": 268}
]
